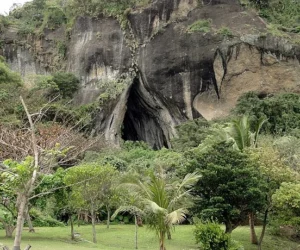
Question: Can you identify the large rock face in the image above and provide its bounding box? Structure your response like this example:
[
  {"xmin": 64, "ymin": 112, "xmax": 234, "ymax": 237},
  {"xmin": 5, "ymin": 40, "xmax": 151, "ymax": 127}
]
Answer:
[{"xmin": 1, "ymin": 0, "xmax": 300, "ymax": 148}]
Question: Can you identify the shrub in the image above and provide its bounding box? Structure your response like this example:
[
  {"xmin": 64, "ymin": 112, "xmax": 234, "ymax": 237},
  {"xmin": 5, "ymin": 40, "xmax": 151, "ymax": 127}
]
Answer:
[
  {"xmin": 194, "ymin": 222, "xmax": 243, "ymax": 250},
  {"xmin": 234, "ymin": 92, "xmax": 300, "ymax": 135},
  {"xmin": 41, "ymin": 5, "xmax": 66, "ymax": 30},
  {"xmin": 52, "ymin": 72, "xmax": 80, "ymax": 98},
  {"xmin": 194, "ymin": 222, "xmax": 230, "ymax": 250},
  {"xmin": 29, "ymin": 208, "xmax": 64, "ymax": 227},
  {"xmin": 217, "ymin": 27, "xmax": 233, "ymax": 38},
  {"xmin": 252, "ymin": 0, "xmax": 300, "ymax": 32},
  {"xmin": 186, "ymin": 19, "xmax": 211, "ymax": 33}
]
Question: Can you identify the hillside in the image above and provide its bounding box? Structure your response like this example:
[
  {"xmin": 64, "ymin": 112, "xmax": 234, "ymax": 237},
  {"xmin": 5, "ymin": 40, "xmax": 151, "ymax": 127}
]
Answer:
[{"xmin": 0, "ymin": 0, "xmax": 299, "ymax": 148}]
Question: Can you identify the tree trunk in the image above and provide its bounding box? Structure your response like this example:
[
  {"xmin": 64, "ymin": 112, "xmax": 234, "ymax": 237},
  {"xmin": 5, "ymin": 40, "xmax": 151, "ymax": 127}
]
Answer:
[
  {"xmin": 225, "ymin": 221, "xmax": 233, "ymax": 234},
  {"xmin": 257, "ymin": 208, "xmax": 268, "ymax": 250},
  {"xmin": 137, "ymin": 216, "xmax": 143, "ymax": 227},
  {"xmin": 24, "ymin": 245, "xmax": 31, "ymax": 250},
  {"xmin": 26, "ymin": 212, "xmax": 34, "ymax": 233},
  {"xmin": 13, "ymin": 97, "xmax": 39, "ymax": 250},
  {"xmin": 167, "ymin": 229, "xmax": 171, "ymax": 240},
  {"xmin": 134, "ymin": 215, "xmax": 138, "ymax": 249},
  {"xmin": 13, "ymin": 195, "xmax": 27, "ymax": 250},
  {"xmin": 91, "ymin": 209, "xmax": 97, "ymax": 243},
  {"xmin": 70, "ymin": 216, "xmax": 75, "ymax": 240},
  {"xmin": 159, "ymin": 231, "xmax": 166, "ymax": 250},
  {"xmin": 84, "ymin": 211, "xmax": 89, "ymax": 223},
  {"xmin": 4, "ymin": 224, "xmax": 15, "ymax": 238},
  {"xmin": 106, "ymin": 206, "xmax": 110, "ymax": 229},
  {"xmin": 249, "ymin": 212, "xmax": 258, "ymax": 244}
]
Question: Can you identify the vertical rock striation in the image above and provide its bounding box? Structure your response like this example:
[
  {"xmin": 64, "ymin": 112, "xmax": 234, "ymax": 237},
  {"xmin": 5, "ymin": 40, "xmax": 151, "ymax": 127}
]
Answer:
[{"xmin": 1, "ymin": 0, "xmax": 300, "ymax": 148}]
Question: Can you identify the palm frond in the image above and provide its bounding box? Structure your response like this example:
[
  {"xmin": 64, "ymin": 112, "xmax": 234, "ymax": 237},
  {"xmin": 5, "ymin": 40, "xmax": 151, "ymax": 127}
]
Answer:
[
  {"xmin": 166, "ymin": 208, "xmax": 188, "ymax": 225},
  {"xmin": 145, "ymin": 200, "xmax": 167, "ymax": 214},
  {"xmin": 111, "ymin": 205, "xmax": 144, "ymax": 220},
  {"xmin": 178, "ymin": 172, "xmax": 201, "ymax": 190},
  {"xmin": 254, "ymin": 117, "xmax": 267, "ymax": 146}
]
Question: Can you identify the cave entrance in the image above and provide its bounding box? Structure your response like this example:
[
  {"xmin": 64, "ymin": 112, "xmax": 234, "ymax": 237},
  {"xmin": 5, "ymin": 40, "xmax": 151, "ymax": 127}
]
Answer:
[{"xmin": 122, "ymin": 78, "xmax": 169, "ymax": 149}]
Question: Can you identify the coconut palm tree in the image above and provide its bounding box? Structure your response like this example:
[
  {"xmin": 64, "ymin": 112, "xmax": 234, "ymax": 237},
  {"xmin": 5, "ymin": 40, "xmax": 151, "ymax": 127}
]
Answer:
[
  {"xmin": 124, "ymin": 171, "xmax": 200, "ymax": 250},
  {"xmin": 226, "ymin": 115, "xmax": 267, "ymax": 152},
  {"xmin": 112, "ymin": 205, "xmax": 144, "ymax": 249},
  {"xmin": 226, "ymin": 115, "xmax": 267, "ymax": 245}
]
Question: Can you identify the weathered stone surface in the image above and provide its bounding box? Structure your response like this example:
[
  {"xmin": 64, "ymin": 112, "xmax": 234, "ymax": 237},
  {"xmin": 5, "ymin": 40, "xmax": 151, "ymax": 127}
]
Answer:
[
  {"xmin": 195, "ymin": 43, "xmax": 300, "ymax": 120},
  {"xmin": 68, "ymin": 16, "xmax": 132, "ymax": 105},
  {"xmin": 1, "ymin": 0, "xmax": 300, "ymax": 148}
]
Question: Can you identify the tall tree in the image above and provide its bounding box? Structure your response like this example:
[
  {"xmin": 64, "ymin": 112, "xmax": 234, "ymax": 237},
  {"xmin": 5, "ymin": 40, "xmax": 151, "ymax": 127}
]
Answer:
[
  {"xmin": 186, "ymin": 142, "xmax": 265, "ymax": 234},
  {"xmin": 226, "ymin": 115, "xmax": 266, "ymax": 244}
]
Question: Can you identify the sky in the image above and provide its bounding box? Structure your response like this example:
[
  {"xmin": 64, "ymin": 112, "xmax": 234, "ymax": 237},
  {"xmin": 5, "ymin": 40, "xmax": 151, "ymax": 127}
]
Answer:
[{"xmin": 0, "ymin": 0, "xmax": 32, "ymax": 15}]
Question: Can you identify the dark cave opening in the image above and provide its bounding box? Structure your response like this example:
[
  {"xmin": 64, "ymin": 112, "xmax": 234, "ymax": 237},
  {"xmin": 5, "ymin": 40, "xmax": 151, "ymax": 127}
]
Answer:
[{"xmin": 122, "ymin": 78, "xmax": 169, "ymax": 150}]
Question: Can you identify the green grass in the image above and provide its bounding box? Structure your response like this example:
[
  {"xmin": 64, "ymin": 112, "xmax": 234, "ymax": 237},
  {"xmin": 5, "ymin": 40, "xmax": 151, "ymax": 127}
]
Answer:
[
  {"xmin": 186, "ymin": 19, "xmax": 211, "ymax": 33},
  {"xmin": 0, "ymin": 225, "xmax": 299, "ymax": 250}
]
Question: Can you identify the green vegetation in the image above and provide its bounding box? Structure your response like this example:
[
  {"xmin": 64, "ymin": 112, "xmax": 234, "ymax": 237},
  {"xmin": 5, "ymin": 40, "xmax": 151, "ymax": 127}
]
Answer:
[
  {"xmin": 194, "ymin": 221, "xmax": 241, "ymax": 250},
  {"xmin": 217, "ymin": 27, "xmax": 234, "ymax": 38},
  {"xmin": 52, "ymin": 72, "xmax": 80, "ymax": 98},
  {"xmin": 187, "ymin": 142, "xmax": 265, "ymax": 233},
  {"xmin": 4, "ymin": 0, "xmax": 151, "ymax": 37},
  {"xmin": 97, "ymin": 77, "xmax": 131, "ymax": 105},
  {"xmin": 233, "ymin": 92, "xmax": 300, "ymax": 135},
  {"xmin": 186, "ymin": 19, "xmax": 211, "ymax": 33},
  {"xmin": 249, "ymin": 0, "xmax": 300, "ymax": 33},
  {"xmin": 0, "ymin": 0, "xmax": 300, "ymax": 248},
  {"xmin": 0, "ymin": 225, "xmax": 299, "ymax": 250},
  {"xmin": 0, "ymin": 57, "xmax": 22, "ymax": 124}
]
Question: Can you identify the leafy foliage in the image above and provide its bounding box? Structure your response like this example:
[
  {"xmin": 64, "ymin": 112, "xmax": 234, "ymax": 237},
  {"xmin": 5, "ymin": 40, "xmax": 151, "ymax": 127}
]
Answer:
[
  {"xmin": 29, "ymin": 208, "xmax": 64, "ymax": 227},
  {"xmin": 194, "ymin": 221, "xmax": 242, "ymax": 250},
  {"xmin": 0, "ymin": 57, "xmax": 22, "ymax": 122},
  {"xmin": 233, "ymin": 92, "xmax": 300, "ymax": 135},
  {"xmin": 251, "ymin": 0, "xmax": 300, "ymax": 32},
  {"xmin": 171, "ymin": 119, "xmax": 211, "ymax": 151},
  {"xmin": 52, "ymin": 72, "xmax": 80, "ymax": 98},
  {"xmin": 121, "ymin": 171, "xmax": 200, "ymax": 250},
  {"xmin": 186, "ymin": 142, "xmax": 265, "ymax": 233}
]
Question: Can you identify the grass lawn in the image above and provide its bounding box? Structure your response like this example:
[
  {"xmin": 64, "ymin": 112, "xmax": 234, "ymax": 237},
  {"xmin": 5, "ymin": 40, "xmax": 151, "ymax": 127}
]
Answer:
[{"xmin": 0, "ymin": 225, "xmax": 299, "ymax": 250}]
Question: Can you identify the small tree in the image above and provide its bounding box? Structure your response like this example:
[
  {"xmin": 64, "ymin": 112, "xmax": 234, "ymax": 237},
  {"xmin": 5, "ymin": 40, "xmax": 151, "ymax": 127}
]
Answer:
[
  {"xmin": 52, "ymin": 72, "xmax": 80, "ymax": 98},
  {"xmin": 0, "ymin": 97, "xmax": 100, "ymax": 250},
  {"xmin": 64, "ymin": 163, "xmax": 118, "ymax": 243},
  {"xmin": 112, "ymin": 205, "xmax": 144, "ymax": 249},
  {"xmin": 123, "ymin": 171, "xmax": 200, "ymax": 250},
  {"xmin": 249, "ymin": 142, "xmax": 296, "ymax": 250}
]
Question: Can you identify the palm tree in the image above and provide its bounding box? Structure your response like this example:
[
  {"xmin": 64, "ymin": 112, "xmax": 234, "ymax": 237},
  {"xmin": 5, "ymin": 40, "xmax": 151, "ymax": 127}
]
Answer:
[
  {"xmin": 124, "ymin": 171, "xmax": 200, "ymax": 250},
  {"xmin": 226, "ymin": 115, "xmax": 266, "ymax": 151},
  {"xmin": 226, "ymin": 115, "xmax": 267, "ymax": 245},
  {"xmin": 112, "ymin": 205, "xmax": 144, "ymax": 249}
]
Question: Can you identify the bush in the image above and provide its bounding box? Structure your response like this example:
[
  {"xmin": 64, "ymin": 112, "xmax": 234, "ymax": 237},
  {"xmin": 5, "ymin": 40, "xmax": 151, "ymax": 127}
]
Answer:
[
  {"xmin": 194, "ymin": 222, "xmax": 230, "ymax": 250},
  {"xmin": 186, "ymin": 19, "xmax": 211, "ymax": 33},
  {"xmin": 233, "ymin": 92, "xmax": 300, "ymax": 135},
  {"xmin": 217, "ymin": 27, "xmax": 233, "ymax": 38},
  {"xmin": 42, "ymin": 6, "xmax": 66, "ymax": 30},
  {"xmin": 29, "ymin": 208, "xmax": 65, "ymax": 227},
  {"xmin": 52, "ymin": 72, "xmax": 80, "ymax": 98},
  {"xmin": 251, "ymin": 0, "xmax": 300, "ymax": 32},
  {"xmin": 194, "ymin": 222, "xmax": 243, "ymax": 250}
]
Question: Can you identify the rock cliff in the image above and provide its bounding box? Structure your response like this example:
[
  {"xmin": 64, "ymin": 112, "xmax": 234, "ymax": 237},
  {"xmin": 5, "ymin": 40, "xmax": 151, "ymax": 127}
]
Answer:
[{"xmin": 1, "ymin": 0, "xmax": 300, "ymax": 148}]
